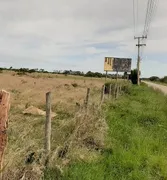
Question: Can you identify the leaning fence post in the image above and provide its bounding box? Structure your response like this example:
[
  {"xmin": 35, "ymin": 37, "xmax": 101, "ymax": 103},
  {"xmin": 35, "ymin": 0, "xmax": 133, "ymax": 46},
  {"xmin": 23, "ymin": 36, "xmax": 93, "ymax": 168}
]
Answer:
[
  {"xmin": 85, "ymin": 88, "xmax": 90, "ymax": 111},
  {"xmin": 45, "ymin": 92, "xmax": 52, "ymax": 167},
  {"xmin": 0, "ymin": 90, "xmax": 10, "ymax": 178},
  {"xmin": 100, "ymin": 85, "xmax": 105, "ymax": 105}
]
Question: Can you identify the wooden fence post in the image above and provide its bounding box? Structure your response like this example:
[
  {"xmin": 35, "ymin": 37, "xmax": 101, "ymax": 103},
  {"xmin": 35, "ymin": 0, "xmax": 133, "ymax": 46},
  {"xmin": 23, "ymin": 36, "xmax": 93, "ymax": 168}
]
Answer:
[
  {"xmin": 45, "ymin": 92, "xmax": 52, "ymax": 167},
  {"xmin": 119, "ymin": 85, "xmax": 122, "ymax": 95},
  {"xmin": 109, "ymin": 84, "xmax": 112, "ymax": 99},
  {"xmin": 100, "ymin": 85, "xmax": 105, "ymax": 105},
  {"xmin": 85, "ymin": 88, "xmax": 90, "ymax": 111},
  {"xmin": 0, "ymin": 90, "xmax": 10, "ymax": 178},
  {"xmin": 114, "ymin": 84, "xmax": 117, "ymax": 99}
]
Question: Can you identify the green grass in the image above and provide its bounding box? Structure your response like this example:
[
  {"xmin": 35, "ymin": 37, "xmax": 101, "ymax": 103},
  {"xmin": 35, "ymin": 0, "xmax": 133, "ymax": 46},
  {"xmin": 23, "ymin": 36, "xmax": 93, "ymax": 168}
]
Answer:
[{"xmin": 52, "ymin": 85, "xmax": 167, "ymax": 180}]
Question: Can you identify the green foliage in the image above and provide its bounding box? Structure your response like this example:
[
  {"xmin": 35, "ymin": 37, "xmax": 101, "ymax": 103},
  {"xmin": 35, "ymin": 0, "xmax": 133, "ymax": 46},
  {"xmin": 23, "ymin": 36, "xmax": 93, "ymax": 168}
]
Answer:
[
  {"xmin": 149, "ymin": 76, "xmax": 160, "ymax": 81},
  {"xmin": 130, "ymin": 69, "xmax": 138, "ymax": 84},
  {"xmin": 62, "ymin": 85, "xmax": 167, "ymax": 180},
  {"xmin": 104, "ymin": 82, "xmax": 114, "ymax": 94},
  {"xmin": 43, "ymin": 168, "xmax": 62, "ymax": 180},
  {"xmin": 160, "ymin": 76, "xmax": 167, "ymax": 83},
  {"xmin": 17, "ymin": 71, "xmax": 26, "ymax": 76}
]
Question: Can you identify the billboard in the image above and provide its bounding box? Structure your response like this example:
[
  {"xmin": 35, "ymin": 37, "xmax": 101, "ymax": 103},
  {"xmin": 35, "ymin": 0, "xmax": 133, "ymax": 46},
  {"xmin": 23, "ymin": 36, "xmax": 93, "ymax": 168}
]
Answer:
[{"xmin": 104, "ymin": 57, "xmax": 131, "ymax": 72}]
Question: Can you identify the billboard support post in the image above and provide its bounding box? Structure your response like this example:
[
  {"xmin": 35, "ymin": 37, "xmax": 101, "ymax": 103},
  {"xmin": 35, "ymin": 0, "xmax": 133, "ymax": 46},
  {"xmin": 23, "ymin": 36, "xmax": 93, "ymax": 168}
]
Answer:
[{"xmin": 105, "ymin": 71, "xmax": 108, "ymax": 82}]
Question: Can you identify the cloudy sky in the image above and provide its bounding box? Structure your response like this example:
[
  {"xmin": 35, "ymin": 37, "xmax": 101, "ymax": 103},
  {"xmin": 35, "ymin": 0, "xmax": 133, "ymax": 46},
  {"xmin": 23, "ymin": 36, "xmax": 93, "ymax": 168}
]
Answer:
[{"xmin": 0, "ymin": 0, "xmax": 166, "ymax": 77}]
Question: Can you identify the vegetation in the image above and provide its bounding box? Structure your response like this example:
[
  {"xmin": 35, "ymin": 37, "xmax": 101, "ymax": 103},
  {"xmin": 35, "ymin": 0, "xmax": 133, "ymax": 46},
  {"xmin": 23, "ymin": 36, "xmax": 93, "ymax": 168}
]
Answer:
[
  {"xmin": 142, "ymin": 76, "xmax": 167, "ymax": 84},
  {"xmin": 130, "ymin": 69, "xmax": 138, "ymax": 84},
  {"xmin": 2, "ymin": 70, "xmax": 167, "ymax": 179},
  {"xmin": 58, "ymin": 85, "xmax": 167, "ymax": 180},
  {"xmin": 0, "ymin": 66, "xmax": 129, "ymax": 79}
]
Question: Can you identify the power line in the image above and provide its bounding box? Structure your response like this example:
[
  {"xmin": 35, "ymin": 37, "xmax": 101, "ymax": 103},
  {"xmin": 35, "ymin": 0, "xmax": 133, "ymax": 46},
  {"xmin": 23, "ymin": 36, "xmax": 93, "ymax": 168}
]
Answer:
[
  {"xmin": 133, "ymin": 0, "xmax": 136, "ymax": 36},
  {"xmin": 133, "ymin": 0, "xmax": 159, "ymax": 82},
  {"xmin": 141, "ymin": 0, "xmax": 159, "ymax": 57},
  {"xmin": 144, "ymin": 0, "xmax": 154, "ymax": 36},
  {"xmin": 137, "ymin": 0, "xmax": 139, "ymax": 35},
  {"xmin": 133, "ymin": 0, "xmax": 139, "ymax": 37},
  {"xmin": 143, "ymin": 0, "xmax": 158, "ymax": 37},
  {"xmin": 143, "ymin": 0, "xmax": 151, "ymax": 36}
]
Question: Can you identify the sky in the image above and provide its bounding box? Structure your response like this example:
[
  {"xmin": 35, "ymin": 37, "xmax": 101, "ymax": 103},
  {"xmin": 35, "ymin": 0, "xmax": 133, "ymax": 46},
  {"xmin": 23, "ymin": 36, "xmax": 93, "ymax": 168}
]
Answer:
[{"xmin": 0, "ymin": 0, "xmax": 166, "ymax": 77}]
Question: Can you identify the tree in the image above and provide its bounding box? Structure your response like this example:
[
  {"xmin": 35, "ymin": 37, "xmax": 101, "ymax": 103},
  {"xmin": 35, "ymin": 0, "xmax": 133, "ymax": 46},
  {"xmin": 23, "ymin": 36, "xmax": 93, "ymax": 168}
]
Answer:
[
  {"xmin": 149, "ymin": 76, "xmax": 160, "ymax": 81},
  {"xmin": 85, "ymin": 71, "xmax": 94, "ymax": 77},
  {"xmin": 130, "ymin": 69, "xmax": 138, "ymax": 84},
  {"xmin": 160, "ymin": 76, "xmax": 167, "ymax": 83},
  {"xmin": 94, "ymin": 72, "xmax": 103, "ymax": 78}
]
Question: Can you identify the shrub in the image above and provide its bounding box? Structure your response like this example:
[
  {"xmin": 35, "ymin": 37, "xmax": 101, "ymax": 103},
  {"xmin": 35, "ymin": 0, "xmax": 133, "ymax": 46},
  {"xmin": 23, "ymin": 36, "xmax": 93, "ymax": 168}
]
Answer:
[
  {"xmin": 149, "ymin": 76, "xmax": 160, "ymax": 81},
  {"xmin": 71, "ymin": 83, "xmax": 78, "ymax": 88},
  {"xmin": 17, "ymin": 71, "xmax": 26, "ymax": 76},
  {"xmin": 130, "ymin": 69, "xmax": 138, "ymax": 84},
  {"xmin": 160, "ymin": 76, "xmax": 167, "ymax": 83}
]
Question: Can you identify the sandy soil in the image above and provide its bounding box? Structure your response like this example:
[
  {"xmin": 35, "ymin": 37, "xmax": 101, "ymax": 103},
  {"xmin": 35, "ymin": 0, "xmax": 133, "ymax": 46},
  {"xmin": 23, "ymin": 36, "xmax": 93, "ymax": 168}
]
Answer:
[{"xmin": 143, "ymin": 81, "xmax": 167, "ymax": 95}]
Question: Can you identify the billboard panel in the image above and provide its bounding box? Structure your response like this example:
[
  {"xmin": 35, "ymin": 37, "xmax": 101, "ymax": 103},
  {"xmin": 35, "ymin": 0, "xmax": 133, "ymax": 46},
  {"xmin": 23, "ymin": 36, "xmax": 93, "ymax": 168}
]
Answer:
[
  {"xmin": 104, "ymin": 57, "xmax": 114, "ymax": 71},
  {"xmin": 104, "ymin": 57, "xmax": 131, "ymax": 72}
]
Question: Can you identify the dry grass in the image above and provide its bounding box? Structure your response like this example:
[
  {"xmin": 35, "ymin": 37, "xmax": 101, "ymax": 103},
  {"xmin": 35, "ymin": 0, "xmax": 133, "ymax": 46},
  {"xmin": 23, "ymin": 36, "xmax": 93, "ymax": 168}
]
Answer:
[
  {"xmin": 0, "ymin": 72, "xmax": 104, "ymax": 108},
  {"xmin": 0, "ymin": 72, "xmax": 112, "ymax": 179}
]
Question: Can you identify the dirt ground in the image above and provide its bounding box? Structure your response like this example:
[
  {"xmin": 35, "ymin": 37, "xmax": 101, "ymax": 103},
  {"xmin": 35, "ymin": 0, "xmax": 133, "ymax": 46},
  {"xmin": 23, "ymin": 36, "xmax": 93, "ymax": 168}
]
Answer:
[
  {"xmin": 143, "ymin": 81, "xmax": 167, "ymax": 95},
  {"xmin": 0, "ymin": 71, "xmax": 105, "ymax": 109}
]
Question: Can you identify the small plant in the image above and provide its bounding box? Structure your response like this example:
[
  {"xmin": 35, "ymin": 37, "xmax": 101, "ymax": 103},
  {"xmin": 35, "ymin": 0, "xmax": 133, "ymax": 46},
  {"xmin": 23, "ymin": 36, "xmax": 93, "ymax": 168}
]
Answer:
[
  {"xmin": 71, "ymin": 83, "xmax": 78, "ymax": 88},
  {"xmin": 10, "ymin": 89, "xmax": 21, "ymax": 95},
  {"xmin": 21, "ymin": 79, "xmax": 27, "ymax": 84},
  {"xmin": 17, "ymin": 71, "xmax": 26, "ymax": 76}
]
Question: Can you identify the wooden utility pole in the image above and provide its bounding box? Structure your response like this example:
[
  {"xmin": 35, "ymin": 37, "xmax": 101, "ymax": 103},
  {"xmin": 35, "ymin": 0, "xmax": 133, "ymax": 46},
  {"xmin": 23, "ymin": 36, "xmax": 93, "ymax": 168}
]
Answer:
[
  {"xmin": 45, "ymin": 92, "xmax": 52, "ymax": 167},
  {"xmin": 134, "ymin": 36, "xmax": 147, "ymax": 85}
]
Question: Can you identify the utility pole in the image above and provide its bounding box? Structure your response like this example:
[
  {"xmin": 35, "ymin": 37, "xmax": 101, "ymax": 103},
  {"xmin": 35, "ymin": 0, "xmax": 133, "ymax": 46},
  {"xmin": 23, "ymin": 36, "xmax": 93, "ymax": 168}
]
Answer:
[{"xmin": 134, "ymin": 36, "xmax": 147, "ymax": 85}]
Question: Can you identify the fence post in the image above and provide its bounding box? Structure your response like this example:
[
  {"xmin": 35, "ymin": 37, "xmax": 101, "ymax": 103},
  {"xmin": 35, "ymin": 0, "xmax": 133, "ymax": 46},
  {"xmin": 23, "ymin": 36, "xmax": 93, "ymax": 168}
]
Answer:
[
  {"xmin": 0, "ymin": 90, "xmax": 10, "ymax": 179},
  {"xmin": 109, "ymin": 84, "xmax": 112, "ymax": 99},
  {"xmin": 119, "ymin": 85, "xmax": 122, "ymax": 95},
  {"xmin": 114, "ymin": 84, "xmax": 117, "ymax": 99},
  {"xmin": 115, "ymin": 84, "xmax": 120, "ymax": 99},
  {"xmin": 85, "ymin": 88, "xmax": 90, "ymax": 111},
  {"xmin": 100, "ymin": 85, "xmax": 105, "ymax": 105},
  {"xmin": 45, "ymin": 92, "xmax": 52, "ymax": 167}
]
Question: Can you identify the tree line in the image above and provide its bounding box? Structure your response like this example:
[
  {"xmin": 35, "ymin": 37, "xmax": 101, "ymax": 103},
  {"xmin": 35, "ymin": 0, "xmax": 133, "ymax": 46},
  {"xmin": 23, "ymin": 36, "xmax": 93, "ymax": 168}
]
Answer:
[
  {"xmin": 0, "ymin": 67, "xmax": 130, "ymax": 79},
  {"xmin": 142, "ymin": 76, "xmax": 167, "ymax": 84}
]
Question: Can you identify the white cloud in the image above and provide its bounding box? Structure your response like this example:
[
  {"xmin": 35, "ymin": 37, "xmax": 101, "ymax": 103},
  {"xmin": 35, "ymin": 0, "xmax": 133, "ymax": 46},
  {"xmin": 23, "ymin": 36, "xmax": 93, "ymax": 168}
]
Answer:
[{"xmin": 0, "ymin": 0, "xmax": 166, "ymax": 77}]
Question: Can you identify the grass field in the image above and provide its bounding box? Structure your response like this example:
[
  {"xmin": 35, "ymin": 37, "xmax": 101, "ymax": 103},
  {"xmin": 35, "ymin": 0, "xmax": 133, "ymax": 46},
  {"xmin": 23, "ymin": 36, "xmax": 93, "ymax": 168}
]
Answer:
[
  {"xmin": 59, "ymin": 85, "xmax": 167, "ymax": 180},
  {"xmin": 0, "ymin": 72, "xmax": 110, "ymax": 179},
  {"xmin": 1, "ymin": 71, "xmax": 166, "ymax": 179}
]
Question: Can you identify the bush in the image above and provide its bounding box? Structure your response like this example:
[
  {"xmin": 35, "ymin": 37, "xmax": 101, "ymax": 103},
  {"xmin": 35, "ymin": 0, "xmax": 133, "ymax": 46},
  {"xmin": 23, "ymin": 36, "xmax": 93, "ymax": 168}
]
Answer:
[
  {"xmin": 130, "ymin": 69, "xmax": 138, "ymax": 84},
  {"xmin": 17, "ymin": 71, "xmax": 26, "ymax": 76},
  {"xmin": 149, "ymin": 76, "xmax": 160, "ymax": 81},
  {"xmin": 104, "ymin": 82, "xmax": 114, "ymax": 94},
  {"xmin": 160, "ymin": 76, "xmax": 167, "ymax": 83}
]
